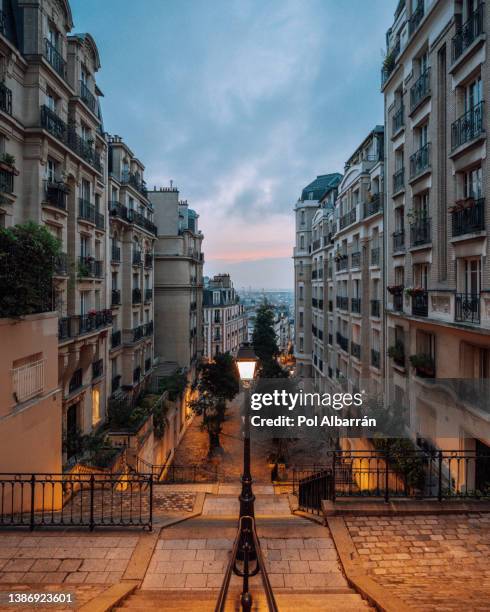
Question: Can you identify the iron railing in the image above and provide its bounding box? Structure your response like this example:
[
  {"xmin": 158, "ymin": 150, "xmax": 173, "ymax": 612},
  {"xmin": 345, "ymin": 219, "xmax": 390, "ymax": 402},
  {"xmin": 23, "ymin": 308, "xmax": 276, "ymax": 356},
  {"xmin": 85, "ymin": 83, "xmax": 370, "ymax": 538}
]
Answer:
[
  {"xmin": 392, "ymin": 104, "xmax": 404, "ymax": 134},
  {"xmin": 410, "ymin": 218, "xmax": 431, "ymax": 246},
  {"xmin": 339, "ymin": 208, "xmax": 356, "ymax": 229},
  {"xmin": 451, "ymin": 101, "xmax": 485, "ymax": 150},
  {"xmin": 371, "ymin": 348, "xmax": 381, "ymax": 368},
  {"xmin": 0, "ymin": 473, "xmax": 152, "ymax": 530},
  {"xmin": 44, "ymin": 38, "xmax": 66, "ymax": 79},
  {"xmin": 393, "ymin": 229, "xmax": 405, "ymax": 251},
  {"xmin": 351, "ymin": 342, "xmax": 361, "ymax": 359},
  {"xmin": 336, "ymin": 255, "xmax": 348, "ymax": 271},
  {"xmin": 111, "ymin": 244, "xmax": 121, "ymax": 262},
  {"xmin": 92, "ymin": 359, "xmax": 103, "ymax": 379},
  {"xmin": 351, "ymin": 251, "xmax": 361, "ymax": 268},
  {"xmin": 393, "ymin": 167, "xmax": 404, "ymax": 192},
  {"xmin": 364, "ymin": 194, "xmax": 382, "ymax": 217},
  {"xmin": 394, "ymin": 291, "xmax": 404, "ymax": 312},
  {"xmin": 371, "ymin": 299, "xmax": 381, "ymax": 317},
  {"xmin": 410, "ymin": 68, "xmax": 431, "ymax": 111},
  {"xmin": 336, "ymin": 296, "xmax": 349, "ymax": 311},
  {"xmin": 452, "ymin": 3, "xmax": 484, "ymax": 61},
  {"xmin": 410, "ymin": 142, "xmax": 431, "ymax": 177},
  {"xmin": 78, "ymin": 198, "xmax": 95, "ymax": 223},
  {"xmin": 455, "ymin": 292, "xmax": 480, "ymax": 324},
  {"xmin": 132, "ymin": 288, "xmax": 142, "ymax": 304},
  {"xmin": 411, "ymin": 290, "xmax": 429, "ymax": 317},
  {"xmin": 45, "ymin": 181, "xmax": 69, "ymax": 210},
  {"xmin": 408, "ymin": 0, "xmax": 424, "ymax": 36},
  {"xmin": 0, "ymin": 168, "xmax": 14, "ymax": 193},
  {"xmin": 79, "ymin": 80, "xmax": 97, "ymax": 113},
  {"xmin": 336, "ymin": 332, "xmax": 349, "ymax": 352},
  {"xmin": 452, "ymin": 198, "xmax": 485, "ymax": 236},
  {"xmin": 0, "ymin": 81, "xmax": 12, "ymax": 115},
  {"xmin": 351, "ymin": 297, "xmax": 361, "ymax": 314},
  {"xmin": 111, "ymin": 330, "xmax": 121, "ymax": 349}
]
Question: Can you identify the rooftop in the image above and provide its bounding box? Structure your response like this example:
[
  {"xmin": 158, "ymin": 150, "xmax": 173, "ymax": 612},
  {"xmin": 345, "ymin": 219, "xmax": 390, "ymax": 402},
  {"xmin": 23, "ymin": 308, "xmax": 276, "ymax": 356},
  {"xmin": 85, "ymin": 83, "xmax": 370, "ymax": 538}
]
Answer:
[{"xmin": 300, "ymin": 173, "xmax": 342, "ymax": 202}]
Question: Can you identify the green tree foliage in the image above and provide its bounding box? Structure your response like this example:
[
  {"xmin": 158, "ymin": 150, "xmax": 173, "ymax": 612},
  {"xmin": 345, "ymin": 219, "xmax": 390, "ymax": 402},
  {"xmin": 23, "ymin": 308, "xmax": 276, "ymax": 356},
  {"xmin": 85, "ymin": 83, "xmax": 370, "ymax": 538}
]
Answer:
[
  {"xmin": 252, "ymin": 302, "xmax": 289, "ymax": 378},
  {"xmin": 0, "ymin": 222, "xmax": 60, "ymax": 317},
  {"xmin": 190, "ymin": 353, "xmax": 240, "ymax": 455}
]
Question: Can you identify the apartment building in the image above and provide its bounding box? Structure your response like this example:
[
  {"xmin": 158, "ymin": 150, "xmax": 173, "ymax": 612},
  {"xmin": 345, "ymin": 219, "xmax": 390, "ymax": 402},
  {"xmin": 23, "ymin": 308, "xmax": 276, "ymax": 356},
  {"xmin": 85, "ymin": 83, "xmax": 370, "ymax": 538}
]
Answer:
[
  {"xmin": 383, "ymin": 0, "xmax": 490, "ymax": 461},
  {"xmin": 274, "ymin": 311, "xmax": 293, "ymax": 352},
  {"xmin": 0, "ymin": 0, "xmax": 112, "ymax": 460},
  {"xmin": 203, "ymin": 273, "xmax": 247, "ymax": 359},
  {"xmin": 149, "ymin": 187, "xmax": 204, "ymax": 380},
  {"xmin": 293, "ymin": 174, "xmax": 342, "ymax": 378},
  {"xmin": 107, "ymin": 135, "xmax": 157, "ymax": 401}
]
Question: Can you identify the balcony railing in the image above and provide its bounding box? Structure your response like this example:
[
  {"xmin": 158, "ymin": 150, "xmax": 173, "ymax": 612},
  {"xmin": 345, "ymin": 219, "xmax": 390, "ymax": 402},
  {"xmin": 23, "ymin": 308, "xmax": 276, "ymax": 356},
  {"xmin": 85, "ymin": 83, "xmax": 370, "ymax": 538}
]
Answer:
[
  {"xmin": 336, "ymin": 296, "xmax": 349, "ymax": 311},
  {"xmin": 312, "ymin": 297, "xmax": 318, "ymax": 308},
  {"xmin": 92, "ymin": 358, "xmax": 103, "ymax": 380},
  {"xmin": 78, "ymin": 198, "xmax": 95, "ymax": 223},
  {"xmin": 133, "ymin": 325, "xmax": 144, "ymax": 342},
  {"xmin": 128, "ymin": 209, "xmax": 158, "ymax": 236},
  {"xmin": 336, "ymin": 255, "xmax": 348, "ymax": 271},
  {"xmin": 364, "ymin": 194, "xmax": 382, "ymax": 218},
  {"xmin": 351, "ymin": 342, "xmax": 361, "ymax": 360},
  {"xmin": 68, "ymin": 369, "xmax": 83, "ymax": 394},
  {"xmin": 58, "ymin": 317, "xmax": 70, "ymax": 340},
  {"xmin": 40, "ymin": 105, "xmax": 66, "ymax": 140},
  {"xmin": 145, "ymin": 288, "xmax": 153, "ymax": 302},
  {"xmin": 44, "ymin": 38, "xmax": 66, "ymax": 79},
  {"xmin": 58, "ymin": 311, "xmax": 112, "ymax": 341},
  {"xmin": 411, "ymin": 291, "xmax": 429, "ymax": 317},
  {"xmin": 410, "ymin": 218, "xmax": 431, "ymax": 246},
  {"xmin": 351, "ymin": 251, "xmax": 361, "ymax": 268},
  {"xmin": 410, "ymin": 68, "xmax": 431, "ymax": 111},
  {"xmin": 336, "ymin": 332, "xmax": 349, "ymax": 352},
  {"xmin": 0, "ymin": 81, "xmax": 12, "ymax": 115},
  {"xmin": 452, "ymin": 3, "xmax": 484, "ymax": 62},
  {"xmin": 53, "ymin": 252, "xmax": 68, "ymax": 276},
  {"xmin": 0, "ymin": 168, "xmax": 14, "ymax": 194},
  {"xmin": 455, "ymin": 293, "xmax": 480, "ymax": 324},
  {"xmin": 78, "ymin": 256, "xmax": 103, "ymax": 278},
  {"xmin": 144, "ymin": 321, "xmax": 154, "ymax": 337},
  {"xmin": 111, "ymin": 244, "xmax": 121, "ymax": 262},
  {"xmin": 111, "ymin": 330, "xmax": 121, "ymax": 349},
  {"xmin": 370, "ymin": 299, "xmax": 381, "ymax": 318},
  {"xmin": 408, "ymin": 1, "xmax": 424, "ymax": 36},
  {"xmin": 12, "ymin": 359, "xmax": 44, "ymax": 403},
  {"xmin": 133, "ymin": 366, "xmax": 141, "ymax": 384},
  {"xmin": 370, "ymin": 247, "xmax": 380, "ymax": 266},
  {"xmin": 451, "ymin": 198, "xmax": 485, "ymax": 236},
  {"xmin": 371, "ymin": 349, "xmax": 381, "ymax": 369},
  {"xmin": 95, "ymin": 211, "xmax": 104, "ymax": 230},
  {"xmin": 79, "ymin": 80, "xmax": 97, "ymax": 114},
  {"xmin": 351, "ymin": 297, "xmax": 361, "ymax": 314},
  {"xmin": 339, "ymin": 208, "xmax": 356, "ymax": 230},
  {"xmin": 451, "ymin": 101, "xmax": 485, "ymax": 150},
  {"xmin": 394, "ymin": 291, "xmax": 404, "ymax": 312},
  {"xmin": 111, "ymin": 289, "xmax": 121, "ymax": 306},
  {"xmin": 393, "ymin": 167, "xmax": 404, "ymax": 192},
  {"xmin": 133, "ymin": 251, "xmax": 142, "ymax": 265},
  {"xmin": 328, "ymin": 333, "xmax": 333, "ymax": 345},
  {"xmin": 144, "ymin": 253, "xmax": 153, "ymax": 267},
  {"xmin": 381, "ymin": 38, "xmax": 400, "ymax": 85},
  {"xmin": 109, "ymin": 200, "xmax": 128, "ymax": 221},
  {"xmin": 410, "ymin": 142, "xmax": 431, "ymax": 178},
  {"xmin": 392, "ymin": 104, "xmax": 404, "ymax": 134},
  {"xmin": 132, "ymin": 288, "xmax": 142, "ymax": 304},
  {"xmin": 112, "ymin": 374, "xmax": 121, "ymax": 394},
  {"xmin": 45, "ymin": 181, "xmax": 69, "ymax": 210},
  {"xmin": 120, "ymin": 171, "xmax": 148, "ymax": 198},
  {"xmin": 393, "ymin": 229, "xmax": 405, "ymax": 252}
]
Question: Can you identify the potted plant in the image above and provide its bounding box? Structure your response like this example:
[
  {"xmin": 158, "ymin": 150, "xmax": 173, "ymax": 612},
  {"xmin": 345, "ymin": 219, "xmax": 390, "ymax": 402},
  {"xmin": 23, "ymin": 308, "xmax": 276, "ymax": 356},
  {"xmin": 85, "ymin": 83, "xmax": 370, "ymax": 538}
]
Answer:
[
  {"xmin": 388, "ymin": 341, "xmax": 405, "ymax": 365},
  {"xmin": 405, "ymin": 286, "xmax": 425, "ymax": 297},
  {"xmin": 387, "ymin": 284, "xmax": 404, "ymax": 294},
  {"xmin": 409, "ymin": 353, "xmax": 435, "ymax": 377}
]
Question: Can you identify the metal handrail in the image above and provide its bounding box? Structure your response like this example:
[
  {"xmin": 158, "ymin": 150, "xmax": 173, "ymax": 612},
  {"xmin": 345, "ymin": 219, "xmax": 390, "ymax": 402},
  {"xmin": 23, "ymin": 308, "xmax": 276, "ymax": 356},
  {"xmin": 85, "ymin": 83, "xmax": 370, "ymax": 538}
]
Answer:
[{"xmin": 215, "ymin": 515, "xmax": 278, "ymax": 612}]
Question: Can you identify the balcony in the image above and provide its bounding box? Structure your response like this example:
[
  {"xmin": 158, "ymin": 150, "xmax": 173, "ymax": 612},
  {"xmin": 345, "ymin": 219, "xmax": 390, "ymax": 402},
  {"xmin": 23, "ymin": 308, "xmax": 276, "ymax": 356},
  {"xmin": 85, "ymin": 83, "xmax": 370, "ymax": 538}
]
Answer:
[
  {"xmin": 92, "ymin": 358, "xmax": 103, "ymax": 380},
  {"xmin": 78, "ymin": 256, "xmax": 103, "ymax": 278},
  {"xmin": 53, "ymin": 252, "xmax": 68, "ymax": 276},
  {"xmin": 111, "ymin": 289, "xmax": 121, "ymax": 306},
  {"xmin": 336, "ymin": 296, "xmax": 349, "ymax": 311},
  {"xmin": 95, "ymin": 211, "xmax": 105, "ymax": 230},
  {"xmin": 392, "ymin": 229, "xmax": 405, "ymax": 252},
  {"xmin": 111, "ymin": 330, "xmax": 121, "ymax": 349},
  {"xmin": 451, "ymin": 101, "xmax": 484, "ymax": 150},
  {"xmin": 381, "ymin": 38, "xmax": 400, "ymax": 86},
  {"xmin": 112, "ymin": 374, "xmax": 121, "ymax": 394},
  {"xmin": 133, "ymin": 366, "xmax": 141, "ymax": 384},
  {"xmin": 388, "ymin": 342, "xmax": 405, "ymax": 368},
  {"xmin": 392, "ymin": 104, "xmax": 404, "ymax": 135},
  {"xmin": 128, "ymin": 209, "xmax": 158, "ymax": 236},
  {"xmin": 364, "ymin": 194, "xmax": 382, "ymax": 218},
  {"xmin": 68, "ymin": 369, "xmax": 82, "ymax": 394},
  {"xmin": 451, "ymin": 198, "xmax": 485, "ymax": 236},
  {"xmin": 0, "ymin": 81, "xmax": 12, "ymax": 115},
  {"xmin": 370, "ymin": 299, "xmax": 381, "ymax": 318},
  {"xmin": 132, "ymin": 288, "xmax": 142, "ymax": 304},
  {"xmin": 351, "ymin": 342, "xmax": 361, "ymax": 360},
  {"xmin": 78, "ymin": 198, "xmax": 95, "ymax": 224},
  {"xmin": 311, "ymin": 270, "xmax": 318, "ymax": 280},
  {"xmin": 409, "ymin": 353, "xmax": 435, "ymax": 378},
  {"xmin": 452, "ymin": 3, "xmax": 484, "ymax": 62},
  {"xmin": 12, "ymin": 359, "xmax": 44, "ymax": 403},
  {"xmin": 58, "ymin": 311, "xmax": 112, "ymax": 341},
  {"xmin": 58, "ymin": 317, "xmax": 70, "ymax": 340},
  {"xmin": 351, "ymin": 297, "xmax": 361, "ymax": 314},
  {"xmin": 351, "ymin": 251, "xmax": 361, "ymax": 268},
  {"xmin": 145, "ymin": 358, "xmax": 152, "ymax": 372},
  {"xmin": 44, "ymin": 38, "xmax": 66, "ymax": 79},
  {"xmin": 144, "ymin": 253, "xmax": 153, "ymax": 267},
  {"xmin": 455, "ymin": 292, "xmax": 480, "ymax": 324},
  {"xmin": 0, "ymin": 167, "xmax": 14, "ymax": 194},
  {"xmin": 109, "ymin": 200, "xmax": 129, "ymax": 221},
  {"xmin": 371, "ymin": 349, "xmax": 381, "ymax": 369},
  {"xmin": 143, "ymin": 321, "xmax": 153, "ymax": 338},
  {"xmin": 133, "ymin": 251, "xmax": 142, "ymax": 265},
  {"xmin": 394, "ymin": 291, "xmax": 404, "ymax": 312},
  {"xmin": 408, "ymin": 1, "xmax": 424, "ymax": 37},
  {"xmin": 79, "ymin": 80, "xmax": 97, "ymax": 114},
  {"xmin": 411, "ymin": 290, "xmax": 429, "ymax": 317},
  {"xmin": 111, "ymin": 244, "xmax": 121, "ymax": 262},
  {"xmin": 410, "ymin": 142, "xmax": 431, "ymax": 178},
  {"xmin": 336, "ymin": 255, "xmax": 349, "ymax": 272},
  {"xmin": 370, "ymin": 247, "xmax": 380, "ymax": 266},
  {"xmin": 40, "ymin": 105, "xmax": 66, "ymax": 140},
  {"xmin": 393, "ymin": 167, "xmax": 404, "ymax": 193},
  {"xmin": 339, "ymin": 208, "xmax": 356, "ymax": 230},
  {"xmin": 336, "ymin": 332, "xmax": 349, "ymax": 352},
  {"xmin": 132, "ymin": 325, "xmax": 144, "ymax": 342},
  {"xmin": 145, "ymin": 288, "xmax": 153, "ymax": 302},
  {"xmin": 44, "ymin": 181, "xmax": 69, "ymax": 210},
  {"xmin": 410, "ymin": 68, "xmax": 431, "ymax": 112},
  {"xmin": 410, "ymin": 218, "xmax": 431, "ymax": 247},
  {"xmin": 120, "ymin": 171, "xmax": 148, "ymax": 198},
  {"xmin": 312, "ymin": 238, "xmax": 321, "ymax": 251}
]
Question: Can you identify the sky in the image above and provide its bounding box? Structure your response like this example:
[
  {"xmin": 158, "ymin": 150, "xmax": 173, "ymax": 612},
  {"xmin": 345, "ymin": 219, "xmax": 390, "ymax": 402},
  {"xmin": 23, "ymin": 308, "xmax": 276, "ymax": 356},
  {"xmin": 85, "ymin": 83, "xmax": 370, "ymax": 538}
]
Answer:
[{"xmin": 71, "ymin": 0, "xmax": 395, "ymax": 289}]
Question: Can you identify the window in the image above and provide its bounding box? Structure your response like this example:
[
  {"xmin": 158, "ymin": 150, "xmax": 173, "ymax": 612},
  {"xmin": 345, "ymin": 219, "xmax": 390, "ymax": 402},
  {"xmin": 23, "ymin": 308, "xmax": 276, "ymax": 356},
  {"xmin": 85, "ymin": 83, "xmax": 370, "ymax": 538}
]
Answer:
[
  {"xmin": 46, "ymin": 159, "xmax": 56, "ymax": 182},
  {"xmin": 300, "ymin": 235, "xmax": 305, "ymax": 249},
  {"xmin": 81, "ymin": 67, "xmax": 87, "ymax": 85},
  {"xmin": 300, "ymin": 210, "xmax": 305, "ymax": 225},
  {"xmin": 418, "ymin": 123, "xmax": 428, "ymax": 148},
  {"xmin": 92, "ymin": 388, "xmax": 100, "ymax": 426},
  {"xmin": 463, "ymin": 167, "xmax": 482, "ymax": 199},
  {"xmin": 464, "ymin": 76, "xmax": 482, "ymax": 112},
  {"xmin": 81, "ymin": 179, "xmax": 91, "ymax": 202},
  {"xmin": 81, "ymin": 123, "xmax": 90, "ymax": 142},
  {"xmin": 46, "ymin": 91, "xmax": 56, "ymax": 112},
  {"xmin": 213, "ymin": 291, "xmax": 220, "ymax": 305},
  {"xmin": 413, "ymin": 263, "xmax": 429, "ymax": 289},
  {"xmin": 458, "ymin": 257, "xmax": 481, "ymax": 295},
  {"xmin": 299, "ymin": 312, "xmax": 304, "ymax": 328},
  {"xmin": 128, "ymin": 197, "xmax": 134, "ymax": 210},
  {"xmin": 12, "ymin": 353, "xmax": 44, "ymax": 403},
  {"xmin": 416, "ymin": 330, "xmax": 435, "ymax": 360},
  {"xmin": 48, "ymin": 26, "xmax": 59, "ymax": 50},
  {"xmin": 80, "ymin": 290, "xmax": 90, "ymax": 315},
  {"xmin": 395, "ymin": 266, "xmax": 404, "ymax": 285},
  {"xmin": 80, "ymin": 235, "xmax": 89, "ymax": 257}
]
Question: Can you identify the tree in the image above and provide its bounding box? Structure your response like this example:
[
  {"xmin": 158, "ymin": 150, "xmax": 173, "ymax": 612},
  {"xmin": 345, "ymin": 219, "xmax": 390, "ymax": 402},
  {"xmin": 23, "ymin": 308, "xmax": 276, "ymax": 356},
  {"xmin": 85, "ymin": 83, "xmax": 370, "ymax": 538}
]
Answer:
[
  {"xmin": 190, "ymin": 353, "xmax": 240, "ymax": 456},
  {"xmin": 0, "ymin": 222, "xmax": 60, "ymax": 317},
  {"xmin": 252, "ymin": 302, "xmax": 289, "ymax": 378}
]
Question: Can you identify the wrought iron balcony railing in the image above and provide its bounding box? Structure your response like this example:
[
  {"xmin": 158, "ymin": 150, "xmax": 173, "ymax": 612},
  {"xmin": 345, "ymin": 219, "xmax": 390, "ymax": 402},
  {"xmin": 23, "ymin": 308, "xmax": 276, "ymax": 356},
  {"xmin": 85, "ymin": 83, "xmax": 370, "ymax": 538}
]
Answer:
[
  {"xmin": 370, "ymin": 247, "xmax": 380, "ymax": 266},
  {"xmin": 145, "ymin": 289, "xmax": 153, "ymax": 302},
  {"xmin": 410, "ymin": 68, "xmax": 431, "ymax": 111},
  {"xmin": 339, "ymin": 208, "xmax": 356, "ymax": 230},
  {"xmin": 111, "ymin": 289, "xmax": 121, "ymax": 306},
  {"xmin": 0, "ymin": 168, "xmax": 14, "ymax": 194},
  {"xmin": 451, "ymin": 101, "xmax": 484, "ymax": 150},
  {"xmin": 69, "ymin": 368, "xmax": 83, "ymax": 394},
  {"xmin": 336, "ymin": 332, "xmax": 349, "ymax": 352},
  {"xmin": 451, "ymin": 198, "xmax": 485, "ymax": 236},
  {"xmin": 455, "ymin": 292, "xmax": 480, "ymax": 324},
  {"xmin": 53, "ymin": 252, "xmax": 68, "ymax": 276},
  {"xmin": 393, "ymin": 167, "xmax": 404, "ymax": 192},
  {"xmin": 111, "ymin": 244, "xmax": 121, "ymax": 262},
  {"xmin": 411, "ymin": 291, "xmax": 429, "ymax": 317},
  {"xmin": 410, "ymin": 142, "xmax": 431, "ymax": 178},
  {"xmin": 371, "ymin": 349, "xmax": 381, "ymax": 369},
  {"xmin": 336, "ymin": 255, "xmax": 348, "ymax": 271},
  {"xmin": 92, "ymin": 358, "xmax": 103, "ymax": 380},
  {"xmin": 132, "ymin": 325, "xmax": 144, "ymax": 342},
  {"xmin": 364, "ymin": 194, "xmax": 382, "ymax": 218},
  {"xmin": 0, "ymin": 81, "xmax": 12, "ymax": 115},
  {"xmin": 44, "ymin": 180, "xmax": 69, "ymax": 210},
  {"xmin": 351, "ymin": 251, "xmax": 361, "ymax": 268},
  {"xmin": 452, "ymin": 3, "xmax": 484, "ymax": 62},
  {"xmin": 336, "ymin": 296, "xmax": 349, "ymax": 311},
  {"xmin": 132, "ymin": 288, "xmax": 142, "ymax": 304},
  {"xmin": 44, "ymin": 38, "xmax": 66, "ymax": 79},
  {"xmin": 351, "ymin": 342, "xmax": 361, "ymax": 359},
  {"xmin": 408, "ymin": 1, "xmax": 424, "ymax": 36},
  {"xmin": 394, "ymin": 291, "xmax": 404, "ymax": 312},
  {"xmin": 111, "ymin": 330, "xmax": 121, "ymax": 349},
  {"xmin": 351, "ymin": 297, "xmax": 361, "ymax": 314},
  {"xmin": 392, "ymin": 104, "xmax": 404, "ymax": 134},
  {"xmin": 410, "ymin": 218, "xmax": 431, "ymax": 247},
  {"xmin": 133, "ymin": 251, "xmax": 142, "ymax": 265},
  {"xmin": 78, "ymin": 198, "xmax": 95, "ymax": 223},
  {"xmin": 120, "ymin": 171, "xmax": 148, "ymax": 198},
  {"xmin": 393, "ymin": 229, "xmax": 405, "ymax": 252},
  {"xmin": 370, "ymin": 299, "xmax": 381, "ymax": 318},
  {"xmin": 79, "ymin": 80, "xmax": 97, "ymax": 114}
]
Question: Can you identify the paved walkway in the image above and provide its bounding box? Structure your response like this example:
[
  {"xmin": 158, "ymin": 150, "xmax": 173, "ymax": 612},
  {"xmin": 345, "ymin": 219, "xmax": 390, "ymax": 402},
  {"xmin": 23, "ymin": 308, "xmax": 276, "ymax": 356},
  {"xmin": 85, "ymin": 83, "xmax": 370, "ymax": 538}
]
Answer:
[{"xmin": 345, "ymin": 513, "xmax": 490, "ymax": 611}]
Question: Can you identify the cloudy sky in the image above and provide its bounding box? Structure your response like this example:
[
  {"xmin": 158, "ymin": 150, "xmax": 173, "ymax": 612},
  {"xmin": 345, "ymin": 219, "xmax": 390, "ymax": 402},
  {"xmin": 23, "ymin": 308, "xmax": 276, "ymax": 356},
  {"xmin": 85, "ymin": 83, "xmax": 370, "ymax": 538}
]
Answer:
[{"xmin": 72, "ymin": 0, "xmax": 394, "ymax": 289}]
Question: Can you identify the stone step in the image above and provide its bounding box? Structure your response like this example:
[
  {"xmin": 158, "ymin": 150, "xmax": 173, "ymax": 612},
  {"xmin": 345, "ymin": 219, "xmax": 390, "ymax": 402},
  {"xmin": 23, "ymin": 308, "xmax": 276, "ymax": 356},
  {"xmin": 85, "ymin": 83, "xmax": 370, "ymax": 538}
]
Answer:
[{"xmin": 116, "ymin": 589, "xmax": 373, "ymax": 611}]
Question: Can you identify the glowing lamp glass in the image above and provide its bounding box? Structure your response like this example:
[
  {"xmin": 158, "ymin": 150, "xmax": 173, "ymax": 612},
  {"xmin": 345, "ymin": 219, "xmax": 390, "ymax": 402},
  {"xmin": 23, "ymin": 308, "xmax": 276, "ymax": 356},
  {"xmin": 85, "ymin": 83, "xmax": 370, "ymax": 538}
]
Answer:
[{"xmin": 237, "ymin": 360, "xmax": 257, "ymax": 381}]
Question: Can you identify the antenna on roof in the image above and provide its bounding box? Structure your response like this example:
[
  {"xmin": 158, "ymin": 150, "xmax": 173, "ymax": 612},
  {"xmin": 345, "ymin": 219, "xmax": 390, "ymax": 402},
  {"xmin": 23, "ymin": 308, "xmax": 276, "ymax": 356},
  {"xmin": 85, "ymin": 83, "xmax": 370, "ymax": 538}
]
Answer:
[{"xmin": 170, "ymin": 180, "xmax": 173, "ymax": 188}]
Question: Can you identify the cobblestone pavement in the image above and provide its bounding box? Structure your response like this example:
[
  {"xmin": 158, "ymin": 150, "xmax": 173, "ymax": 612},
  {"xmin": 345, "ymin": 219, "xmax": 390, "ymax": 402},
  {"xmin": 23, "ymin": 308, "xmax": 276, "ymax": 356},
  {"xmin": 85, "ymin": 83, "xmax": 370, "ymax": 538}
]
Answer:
[
  {"xmin": 345, "ymin": 513, "xmax": 490, "ymax": 611},
  {"xmin": 153, "ymin": 491, "xmax": 196, "ymax": 513},
  {"xmin": 0, "ymin": 584, "xmax": 106, "ymax": 611},
  {"xmin": 0, "ymin": 533, "xmax": 138, "ymax": 585}
]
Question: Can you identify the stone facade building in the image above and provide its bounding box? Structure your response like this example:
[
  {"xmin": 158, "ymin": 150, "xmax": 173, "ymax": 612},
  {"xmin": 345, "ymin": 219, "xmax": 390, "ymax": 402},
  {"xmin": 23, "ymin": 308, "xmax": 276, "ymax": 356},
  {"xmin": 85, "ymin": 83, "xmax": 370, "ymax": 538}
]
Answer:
[
  {"xmin": 203, "ymin": 273, "xmax": 247, "ymax": 359},
  {"xmin": 383, "ymin": 0, "xmax": 490, "ymax": 459}
]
